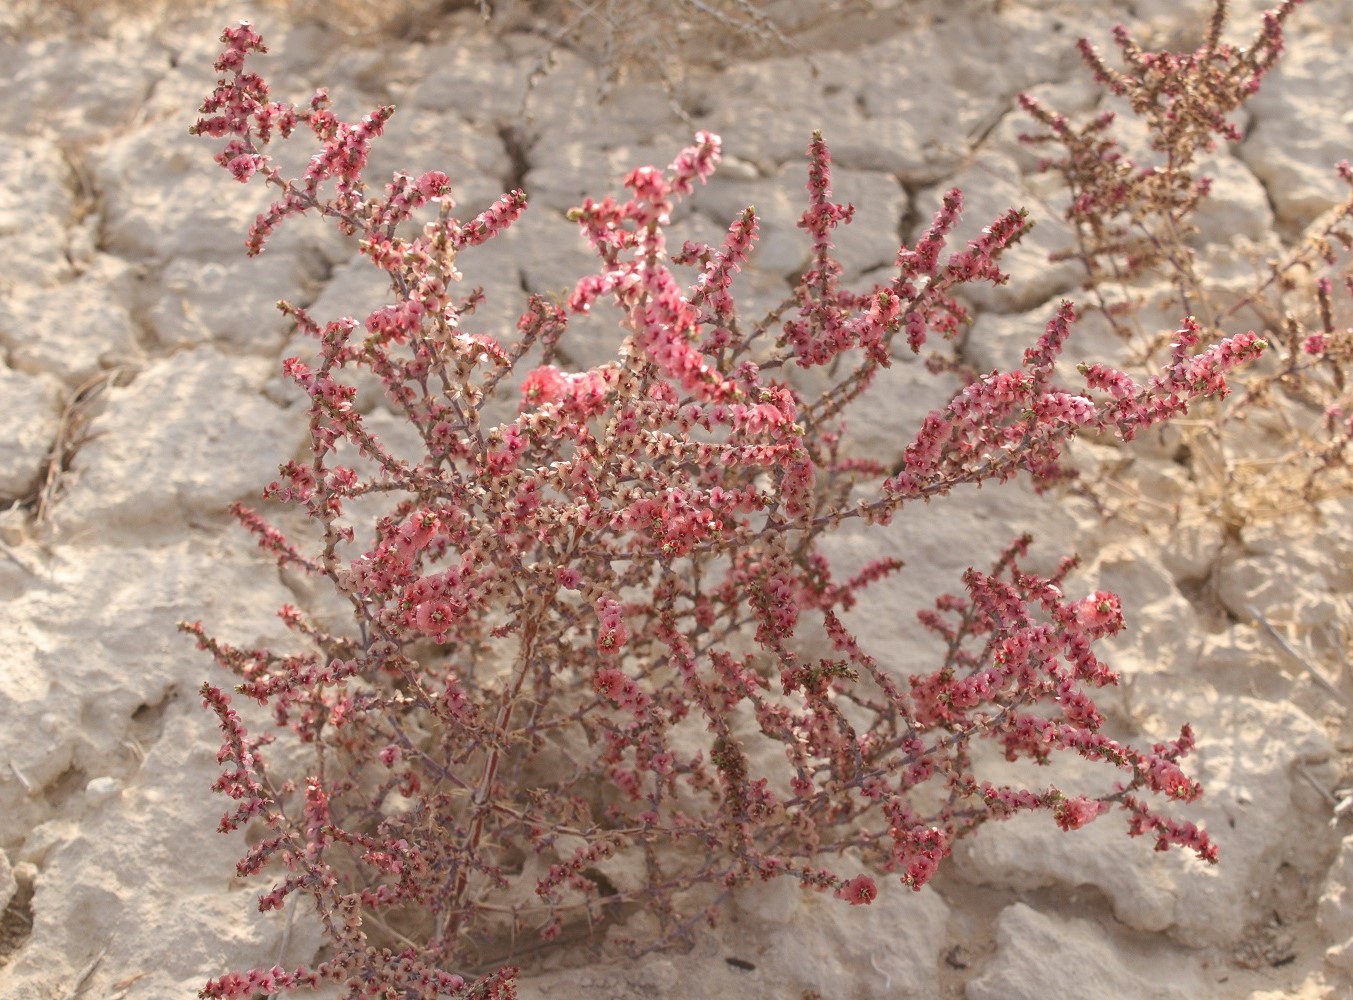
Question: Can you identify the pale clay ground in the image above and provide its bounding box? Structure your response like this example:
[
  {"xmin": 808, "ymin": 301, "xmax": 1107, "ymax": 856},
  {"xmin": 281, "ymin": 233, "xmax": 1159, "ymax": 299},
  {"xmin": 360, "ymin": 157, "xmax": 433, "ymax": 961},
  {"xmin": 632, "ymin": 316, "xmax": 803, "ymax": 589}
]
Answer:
[{"xmin": 3, "ymin": 0, "xmax": 1353, "ymax": 997}]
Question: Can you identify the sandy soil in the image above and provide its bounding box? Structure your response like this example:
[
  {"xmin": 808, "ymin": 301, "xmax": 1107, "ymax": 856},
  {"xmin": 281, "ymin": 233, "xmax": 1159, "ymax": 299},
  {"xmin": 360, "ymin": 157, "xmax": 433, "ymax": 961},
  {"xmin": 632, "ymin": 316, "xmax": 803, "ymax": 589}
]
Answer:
[{"xmin": 2, "ymin": 0, "xmax": 1353, "ymax": 997}]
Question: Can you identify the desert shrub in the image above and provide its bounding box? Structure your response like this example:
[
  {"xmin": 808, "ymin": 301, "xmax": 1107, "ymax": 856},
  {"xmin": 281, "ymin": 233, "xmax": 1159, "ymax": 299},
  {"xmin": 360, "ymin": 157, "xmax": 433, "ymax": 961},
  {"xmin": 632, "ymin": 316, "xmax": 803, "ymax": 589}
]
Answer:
[
  {"xmin": 182, "ymin": 17, "xmax": 1261, "ymax": 999},
  {"xmin": 1019, "ymin": 0, "xmax": 1353, "ymax": 535}
]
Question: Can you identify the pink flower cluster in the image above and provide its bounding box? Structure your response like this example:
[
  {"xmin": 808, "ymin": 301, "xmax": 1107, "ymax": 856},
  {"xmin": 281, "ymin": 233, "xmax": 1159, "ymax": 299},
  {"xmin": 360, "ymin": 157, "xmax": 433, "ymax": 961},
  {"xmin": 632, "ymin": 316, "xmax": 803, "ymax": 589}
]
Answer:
[{"xmin": 593, "ymin": 593, "xmax": 630, "ymax": 655}]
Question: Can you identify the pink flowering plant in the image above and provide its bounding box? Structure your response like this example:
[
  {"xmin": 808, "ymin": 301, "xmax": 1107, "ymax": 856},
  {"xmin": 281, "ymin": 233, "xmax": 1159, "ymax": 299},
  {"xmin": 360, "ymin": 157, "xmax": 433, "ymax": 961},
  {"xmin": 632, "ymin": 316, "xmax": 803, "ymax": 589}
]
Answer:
[
  {"xmin": 1020, "ymin": 0, "xmax": 1353, "ymax": 527},
  {"xmin": 183, "ymin": 20, "xmax": 1263, "ymax": 1000}
]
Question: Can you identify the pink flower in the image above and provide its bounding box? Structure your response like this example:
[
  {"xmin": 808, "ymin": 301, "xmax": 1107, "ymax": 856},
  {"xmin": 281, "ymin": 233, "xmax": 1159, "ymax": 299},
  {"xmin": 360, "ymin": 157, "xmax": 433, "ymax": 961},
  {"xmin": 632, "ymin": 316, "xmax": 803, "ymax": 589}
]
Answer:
[
  {"xmin": 521, "ymin": 365, "xmax": 566, "ymax": 407},
  {"xmin": 834, "ymin": 874, "xmax": 877, "ymax": 906},
  {"xmin": 413, "ymin": 598, "xmax": 464, "ymax": 638},
  {"xmin": 595, "ymin": 668, "xmax": 650, "ymax": 711},
  {"xmin": 1074, "ymin": 592, "xmax": 1123, "ymax": 638},
  {"xmin": 414, "ymin": 170, "xmax": 451, "ymax": 199},
  {"xmin": 667, "ymin": 131, "xmax": 721, "ymax": 193},
  {"xmin": 594, "ymin": 594, "xmax": 629, "ymax": 656},
  {"xmin": 891, "ymin": 826, "xmax": 951, "ymax": 890},
  {"xmin": 1053, "ymin": 795, "xmax": 1107, "ymax": 831}
]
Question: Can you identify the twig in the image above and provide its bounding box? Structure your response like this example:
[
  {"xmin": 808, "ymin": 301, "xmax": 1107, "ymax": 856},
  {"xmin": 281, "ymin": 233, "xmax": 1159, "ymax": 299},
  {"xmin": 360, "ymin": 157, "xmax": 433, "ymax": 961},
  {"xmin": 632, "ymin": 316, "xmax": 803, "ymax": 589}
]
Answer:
[
  {"xmin": 1247, "ymin": 605, "xmax": 1347, "ymax": 704},
  {"xmin": 1296, "ymin": 762, "xmax": 1335, "ymax": 806},
  {"xmin": 29, "ymin": 368, "xmax": 127, "ymax": 529},
  {"xmin": 0, "ymin": 538, "xmax": 43, "ymax": 577},
  {"xmin": 870, "ymin": 950, "xmax": 893, "ymax": 991},
  {"xmin": 9, "ymin": 761, "xmax": 33, "ymax": 793},
  {"xmin": 60, "ymin": 946, "xmax": 107, "ymax": 1000},
  {"xmin": 1332, "ymin": 788, "xmax": 1353, "ymax": 827}
]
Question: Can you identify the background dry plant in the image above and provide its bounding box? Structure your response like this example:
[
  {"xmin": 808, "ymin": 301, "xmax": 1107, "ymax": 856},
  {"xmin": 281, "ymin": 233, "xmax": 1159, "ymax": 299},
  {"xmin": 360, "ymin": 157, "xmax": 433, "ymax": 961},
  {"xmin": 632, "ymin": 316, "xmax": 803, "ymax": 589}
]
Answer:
[
  {"xmin": 2, "ymin": 0, "xmax": 912, "ymax": 119},
  {"xmin": 19, "ymin": 368, "xmax": 129, "ymax": 532},
  {"xmin": 1018, "ymin": 0, "xmax": 1353, "ymax": 542},
  {"xmin": 1, "ymin": 0, "xmax": 789, "ymax": 83}
]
